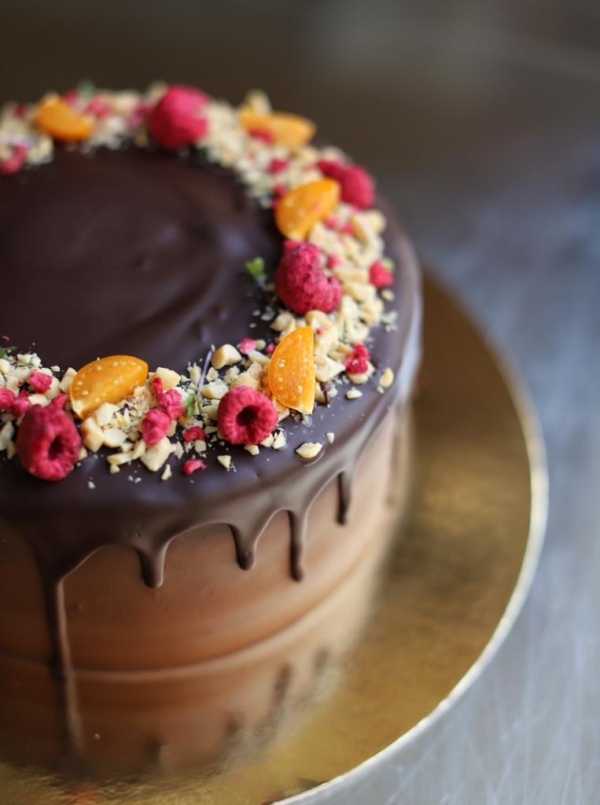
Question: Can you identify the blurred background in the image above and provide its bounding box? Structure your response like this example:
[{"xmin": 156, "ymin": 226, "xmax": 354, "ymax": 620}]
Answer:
[{"xmin": 1, "ymin": 1, "xmax": 599, "ymax": 802}]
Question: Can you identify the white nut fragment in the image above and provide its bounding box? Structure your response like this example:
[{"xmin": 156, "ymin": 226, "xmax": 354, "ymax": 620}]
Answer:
[
  {"xmin": 217, "ymin": 455, "xmax": 232, "ymax": 470},
  {"xmin": 346, "ymin": 388, "xmax": 362, "ymax": 400},
  {"xmin": 161, "ymin": 465, "xmax": 172, "ymax": 481},
  {"xmin": 244, "ymin": 444, "xmax": 260, "ymax": 456},
  {"xmin": 296, "ymin": 442, "xmax": 323, "ymax": 460},
  {"xmin": 141, "ymin": 437, "xmax": 173, "ymax": 472},
  {"xmin": 201, "ymin": 379, "xmax": 229, "ymax": 400},
  {"xmin": 154, "ymin": 367, "xmax": 181, "ymax": 390},
  {"xmin": 211, "ymin": 344, "xmax": 242, "ymax": 370},
  {"xmin": 326, "ymin": 431, "xmax": 335, "ymax": 444},
  {"xmin": 272, "ymin": 430, "xmax": 287, "ymax": 450},
  {"xmin": 102, "ymin": 428, "xmax": 127, "ymax": 449},
  {"xmin": 81, "ymin": 417, "xmax": 104, "ymax": 453},
  {"xmin": 94, "ymin": 402, "xmax": 119, "ymax": 427},
  {"xmin": 379, "ymin": 367, "xmax": 395, "ymax": 389},
  {"xmin": 0, "ymin": 421, "xmax": 15, "ymax": 452}
]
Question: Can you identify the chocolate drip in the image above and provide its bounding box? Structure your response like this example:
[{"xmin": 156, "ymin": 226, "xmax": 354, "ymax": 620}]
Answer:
[
  {"xmin": 336, "ymin": 472, "xmax": 353, "ymax": 525},
  {"xmin": 288, "ymin": 511, "xmax": 307, "ymax": 582}
]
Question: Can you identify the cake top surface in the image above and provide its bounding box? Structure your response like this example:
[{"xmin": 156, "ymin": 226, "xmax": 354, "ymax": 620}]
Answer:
[{"xmin": 0, "ymin": 83, "xmax": 420, "ymax": 583}]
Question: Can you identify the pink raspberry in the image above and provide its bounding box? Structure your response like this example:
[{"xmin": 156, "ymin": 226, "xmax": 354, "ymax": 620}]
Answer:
[
  {"xmin": 11, "ymin": 391, "xmax": 30, "ymax": 420},
  {"xmin": 327, "ymin": 254, "xmax": 341, "ymax": 268},
  {"xmin": 49, "ymin": 393, "xmax": 69, "ymax": 409},
  {"xmin": 218, "ymin": 386, "xmax": 278, "ymax": 445},
  {"xmin": 0, "ymin": 388, "xmax": 16, "ymax": 412},
  {"xmin": 151, "ymin": 377, "xmax": 184, "ymax": 419},
  {"xmin": 84, "ymin": 96, "xmax": 111, "ymax": 118},
  {"xmin": 182, "ymin": 458, "xmax": 206, "ymax": 476},
  {"xmin": 272, "ymin": 183, "xmax": 287, "ymax": 201},
  {"xmin": 16, "ymin": 404, "xmax": 81, "ymax": 482},
  {"xmin": 237, "ymin": 338, "xmax": 256, "ymax": 355},
  {"xmin": 1, "ymin": 145, "xmax": 27, "ymax": 176},
  {"xmin": 283, "ymin": 238, "xmax": 302, "ymax": 253},
  {"xmin": 268, "ymin": 157, "xmax": 289, "ymax": 174},
  {"xmin": 28, "ymin": 371, "xmax": 53, "ymax": 394},
  {"xmin": 147, "ymin": 85, "xmax": 209, "ymax": 150},
  {"xmin": 183, "ymin": 425, "xmax": 206, "ymax": 442},
  {"xmin": 369, "ymin": 261, "xmax": 394, "ymax": 289},
  {"xmin": 345, "ymin": 344, "xmax": 371, "ymax": 375},
  {"xmin": 275, "ymin": 242, "xmax": 341, "ymax": 315},
  {"xmin": 265, "ymin": 343, "xmax": 276, "ymax": 355},
  {"xmin": 317, "ymin": 159, "xmax": 374, "ymax": 209},
  {"xmin": 247, "ymin": 127, "xmax": 274, "ymax": 144},
  {"xmin": 141, "ymin": 409, "xmax": 171, "ymax": 446}
]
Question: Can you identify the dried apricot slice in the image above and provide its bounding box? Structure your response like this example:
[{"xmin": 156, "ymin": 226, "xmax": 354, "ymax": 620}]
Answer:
[
  {"xmin": 35, "ymin": 95, "xmax": 93, "ymax": 142},
  {"xmin": 275, "ymin": 179, "xmax": 340, "ymax": 241},
  {"xmin": 70, "ymin": 356, "xmax": 149, "ymax": 419},
  {"xmin": 268, "ymin": 327, "xmax": 315, "ymax": 416},
  {"xmin": 239, "ymin": 108, "xmax": 315, "ymax": 149}
]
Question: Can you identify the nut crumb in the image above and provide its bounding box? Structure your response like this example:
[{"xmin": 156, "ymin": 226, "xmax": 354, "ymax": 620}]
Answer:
[
  {"xmin": 346, "ymin": 388, "xmax": 362, "ymax": 400},
  {"xmin": 326, "ymin": 431, "xmax": 335, "ymax": 444},
  {"xmin": 379, "ymin": 367, "xmax": 394, "ymax": 389},
  {"xmin": 217, "ymin": 455, "xmax": 232, "ymax": 469},
  {"xmin": 296, "ymin": 442, "xmax": 323, "ymax": 460}
]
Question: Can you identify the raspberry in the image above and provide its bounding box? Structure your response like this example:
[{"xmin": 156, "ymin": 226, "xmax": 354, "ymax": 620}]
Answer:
[
  {"xmin": 317, "ymin": 159, "xmax": 374, "ymax": 209},
  {"xmin": 182, "ymin": 458, "xmax": 206, "ymax": 476},
  {"xmin": 183, "ymin": 425, "xmax": 205, "ymax": 442},
  {"xmin": 151, "ymin": 377, "xmax": 184, "ymax": 419},
  {"xmin": 49, "ymin": 393, "xmax": 69, "ymax": 409},
  {"xmin": 345, "ymin": 344, "xmax": 370, "ymax": 375},
  {"xmin": 16, "ymin": 404, "xmax": 81, "ymax": 482},
  {"xmin": 247, "ymin": 127, "xmax": 274, "ymax": 144},
  {"xmin": 218, "ymin": 386, "xmax": 278, "ymax": 445},
  {"xmin": 237, "ymin": 338, "xmax": 256, "ymax": 355},
  {"xmin": 0, "ymin": 389, "xmax": 16, "ymax": 412},
  {"xmin": 268, "ymin": 157, "xmax": 289, "ymax": 174},
  {"xmin": 1, "ymin": 145, "xmax": 27, "ymax": 176},
  {"xmin": 28, "ymin": 371, "xmax": 52, "ymax": 394},
  {"xmin": 275, "ymin": 242, "xmax": 341, "ymax": 315},
  {"xmin": 327, "ymin": 254, "xmax": 341, "ymax": 268},
  {"xmin": 11, "ymin": 391, "xmax": 30, "ymax": 420},
  {"xmin": 141, "ymin": 409, "xmax": 171, "ymax": 446},
  {"xmin": 369, "ymin": 260, "xmax": 394, "ymax": 289},
  {"xmin": 84, "ymin": 96, "xmax": 112, "ymax": 118},
  {"xmin": 283, "ymin": 238, "xmax": 302, "ymax": 253},
  {"xmin": 147, "ymin": 85, "xmax": 209, "ymax": 150}
]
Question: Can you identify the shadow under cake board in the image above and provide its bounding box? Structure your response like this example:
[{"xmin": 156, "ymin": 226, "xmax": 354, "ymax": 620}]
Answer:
[{"xmin": 0, "ymin": 274, "xmax": 547, "ymax": 804}]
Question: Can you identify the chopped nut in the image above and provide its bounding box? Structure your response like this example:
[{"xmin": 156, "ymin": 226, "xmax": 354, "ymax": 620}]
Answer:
[
  {"xmin": 346, "ymin": 388, "xmax": 362, "ymax": 400},
  {"xmin": 217, "ymin": 455, "xmax": 232, "ymax": 470},
  {"xmin": 272, "ymin": 430, "xmax": 287, "ymax": 450},
  {"xmin": 102, "ymin": 428, "xmax": 127, "ymax": 448},
  {"xmin": 94, "ymin": 402, "xmax": 119, "ymax": 427},
  {"xmin": 140, "ymin": 437, "xmax": 173, "ymax": 472},
  {"xmin": 81, "ymin": 417, "xmax": 104, "ymax": 453},
  {"xmin": 379, "ymin": 367, "xmax": 394, "ymax": 389},
  {"xmin": 296, "ymin": 442, "xmax": 323, "ymax": 460},
  {"xmin": 244, "ymin": 444, "xmax": 260, "ymax": 456},
  {"xmin": 212, "ymin": 344, "xmax": 242, "ymax": 369},
  {"xmin": 161, "ymin": 465, "xmax": 173, "ymax": 481},
  {"xmin": 153, "ymin": 367, "xmax": 181, "ymax": 390},
  {"xmin": 201, "ymin": 379, "xmax": 229, "ymax": 400},
  {"xmin": 0, "ymin": 421, "xmax": 15, "ymax": 451},
  {"xmin": 326, "ymin": 431, "xmax": 335, "ymax": 444}
]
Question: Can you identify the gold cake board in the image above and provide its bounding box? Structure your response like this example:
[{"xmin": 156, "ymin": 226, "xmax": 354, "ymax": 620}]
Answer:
[{"xmin": 0, "ymin": 275, "xmax": 547, "ymax": 804}]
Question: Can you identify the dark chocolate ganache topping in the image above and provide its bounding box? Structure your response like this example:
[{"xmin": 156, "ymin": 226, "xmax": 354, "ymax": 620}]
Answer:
[{"xmin": 0, "ymin": 145, "xmax": 420, "ymax": 589}]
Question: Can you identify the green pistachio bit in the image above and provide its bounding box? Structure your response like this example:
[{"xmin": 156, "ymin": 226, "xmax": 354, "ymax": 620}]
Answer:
[{"xmin": 245, "ymin": 256, "xmax": 266, "ymax": 284}]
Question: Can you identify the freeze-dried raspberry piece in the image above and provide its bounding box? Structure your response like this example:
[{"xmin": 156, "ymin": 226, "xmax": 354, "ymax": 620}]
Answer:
[
  {"xmin": 183, "ymin": 425, "xmax": 206, "ymax": 442},
  {"xmin": 28, "ymin": 371, "xmax": 53, "ymax": 394},
  {"xmin": 0, "ymin": 389, "xmax": 16, "ymax": 412},
  {"xmin": 11, "ymin": 391, "xmax": 30, "ymax": 420},
  {"xmin": 50, "ymin": 393, "xmax": 69, "ymax": 409},
  {"xmin": 182, "ymin": 458, "xmax": 206, "ymax": 476},
  {"xmin": 282, "ymin": 238, "xmax": 302, "ymax": 254},
  {"xmin": 151, "ymin": 377, "xmax": 184, "ymax": 420},
  {"xmin": 268, "ymin": 157, "xmax": 289, "ymax": 174},
  {"xmin": 247, "ymin": 127, "xmax": 274, "ymax": 144},
  {"xmin": 275, "ymin": 242, "xmax": 341, "ymax": 315},
  {"xmin": 237, "ymin": 338, "xmax": 256, "ymax": 355},
  {"xmin": 345, "ymin": 344, "xmax": 370, "ymax": 375},
  {"xmin": 147, "ymin": 85, "xmax": 209, "ymax": 150},
  {"xmin": 369, "ymin": 260, "xmax": 394, "ymax": 289},
  {"xmin": 317, "ymin": 159, "xmax": 374, "ymax": 209},
  {"xmin": 141, "ymin": 409, "xmax": 171, "ymax": 446},
  {"xmin": 218, "ymin": 386, "xmax": 278, "ymax": 445},
  {"xmin": 16, "ymin": 404, "xmax": 81, "ymax": 482},
  {"xmin": 0, "ymin": 145, "xmax": 27, "ymax": 176}
]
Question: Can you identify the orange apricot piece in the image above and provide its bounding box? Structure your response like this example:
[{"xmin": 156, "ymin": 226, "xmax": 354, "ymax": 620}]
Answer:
[
  {"xmin": 35, "ymin": 95, "xmax": 93, "ymax": 142},
  {"xmin": 70, "ymin": 355, "xmax": 149, "ymax": 419},
  {"xmin": 239, "ymin": 108, "xmax": 315, "ymax": 149},
  {"xmin": 268, "ymin": 326, "xmax": 315, "ymax": 416},
  {"xmin": 275, "ymin": 179, "xmax": 340, "ymax": 241}
]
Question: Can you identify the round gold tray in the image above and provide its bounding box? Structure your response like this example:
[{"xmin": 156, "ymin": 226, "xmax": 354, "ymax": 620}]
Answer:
[{"xmin": 0, "ymin": 276, "xmax": 547, "ymax": 804}]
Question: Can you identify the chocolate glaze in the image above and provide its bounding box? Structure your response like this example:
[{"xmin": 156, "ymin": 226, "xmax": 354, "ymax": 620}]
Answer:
[{"xmin": 0, "ymin": 144, "xmax": 421, "ymax": 759}]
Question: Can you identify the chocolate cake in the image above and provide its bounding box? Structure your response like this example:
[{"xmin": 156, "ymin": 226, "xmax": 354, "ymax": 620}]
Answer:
[{"xmin": 0, "ymin": 83, "xmax": 421, "ymax": 774}]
